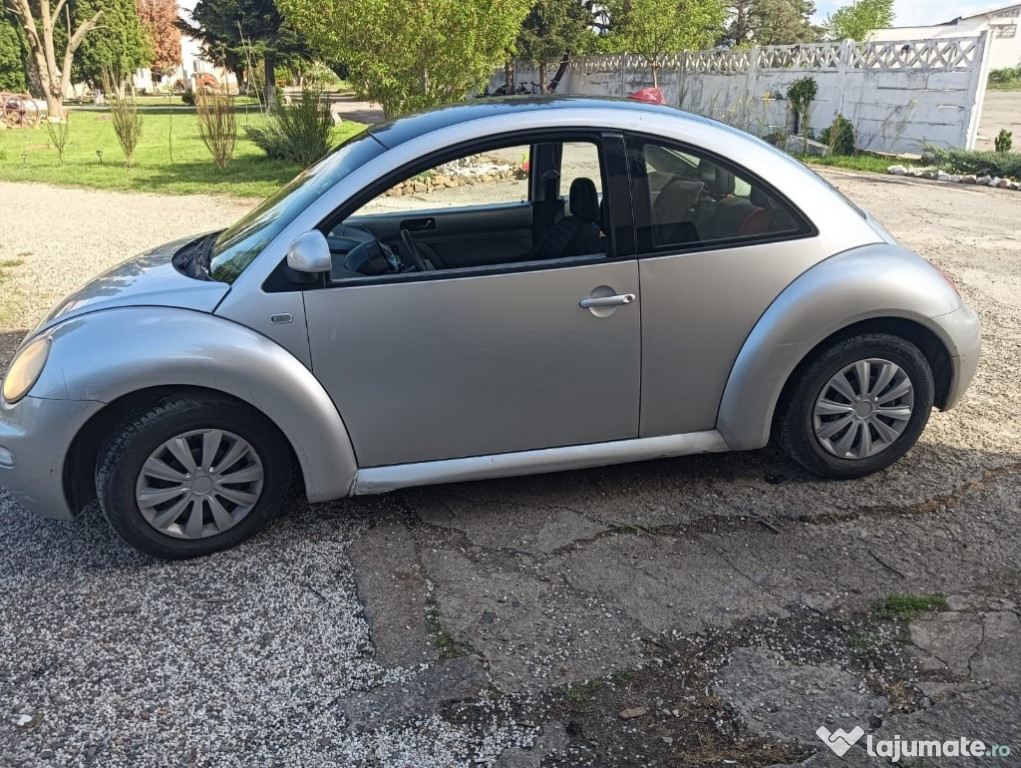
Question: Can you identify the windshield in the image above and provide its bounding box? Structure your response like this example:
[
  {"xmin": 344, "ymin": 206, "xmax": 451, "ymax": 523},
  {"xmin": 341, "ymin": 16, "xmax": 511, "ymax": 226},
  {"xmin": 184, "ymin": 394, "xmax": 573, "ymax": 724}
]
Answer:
[{"xmin": 210, "ymin": 130, "xmax": 386, "ymax": 283}]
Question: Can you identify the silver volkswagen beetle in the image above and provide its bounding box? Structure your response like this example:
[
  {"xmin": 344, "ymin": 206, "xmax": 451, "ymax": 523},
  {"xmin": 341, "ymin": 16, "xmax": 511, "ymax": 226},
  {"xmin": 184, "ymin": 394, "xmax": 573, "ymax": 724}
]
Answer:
[{"xmin": 0, "ymin": 97, "xmax": 981, "ymax": 558}]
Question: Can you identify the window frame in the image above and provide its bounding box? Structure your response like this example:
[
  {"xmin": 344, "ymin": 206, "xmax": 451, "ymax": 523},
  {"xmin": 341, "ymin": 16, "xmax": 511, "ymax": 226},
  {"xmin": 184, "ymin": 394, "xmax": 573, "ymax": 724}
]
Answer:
[
  {"xmin": 307, "ymin": 129, "xmax": 634, "ymax": 289},
  {"xmin": 625, "ymin": 132, "xmax": 817, "ymax": 258}
]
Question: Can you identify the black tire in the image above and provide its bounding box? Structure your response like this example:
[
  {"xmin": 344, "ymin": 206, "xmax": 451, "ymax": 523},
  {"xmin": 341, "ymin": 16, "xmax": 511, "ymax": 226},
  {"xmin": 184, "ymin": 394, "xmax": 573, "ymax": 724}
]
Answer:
[
  {"xmin": 96, "ymin": 395, "xmax": 291, "ymax": 559},
  {"xmin": 777, "ymin": 333, "xmax": 934, "ymax": 479}
]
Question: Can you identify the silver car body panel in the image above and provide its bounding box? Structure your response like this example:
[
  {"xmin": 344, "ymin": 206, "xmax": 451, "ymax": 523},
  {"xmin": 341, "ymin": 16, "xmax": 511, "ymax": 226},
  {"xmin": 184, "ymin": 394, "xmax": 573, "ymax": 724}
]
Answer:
[
  {"xmin": 304, "ymin": 259, "xmax": 642, "ymax": 467},
  {"xmin": 27, "ymin": 308, "xmax": 358, "ymax": 503},
  {"xmin": 216, "ymin": 288, "xmax": 314, "ymax": 370},
  {"xmin": 639, "ymin": 236, "xmax": 839, "ymax": 438},
  {"xmin": 717, "ymin": 244, "xmax": 977, "ymax": 451},
  {"xmin": 0, "ymin": 396, "xmax": 104, "ymax": 520},
  {"xmin": 29, "ymin": 236, "xmax": 228, "ymax": 340},
  {"xmin": 351, "ymin": 430, "xmax": 730, "ymax": 494}
]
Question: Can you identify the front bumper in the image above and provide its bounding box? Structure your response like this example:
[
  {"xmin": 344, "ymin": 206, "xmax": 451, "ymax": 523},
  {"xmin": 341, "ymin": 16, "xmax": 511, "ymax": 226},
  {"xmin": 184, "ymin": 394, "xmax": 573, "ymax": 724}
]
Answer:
[
  {"xmin": 931, "ymin": 302, "xmax": 982, "ymax": 411},
  {"xmin": 0, "ymin": 396, "xmax": 104, "ymax": 520}
]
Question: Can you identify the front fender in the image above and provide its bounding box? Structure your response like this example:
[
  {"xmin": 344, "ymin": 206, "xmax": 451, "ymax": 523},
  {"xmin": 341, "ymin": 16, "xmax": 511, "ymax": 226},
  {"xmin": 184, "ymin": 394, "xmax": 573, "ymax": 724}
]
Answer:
[
  {"xmin": 717, "ymin": 245, "xmax": 965, "ymax": 452},
  {"xmin": 34, "ymin": 307, "xmax": 358, "ymax": 502}
]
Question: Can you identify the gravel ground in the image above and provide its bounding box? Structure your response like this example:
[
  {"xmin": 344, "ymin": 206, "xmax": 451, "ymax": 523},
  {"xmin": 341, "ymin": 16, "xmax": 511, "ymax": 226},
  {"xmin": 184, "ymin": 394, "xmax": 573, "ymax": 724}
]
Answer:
[{"xmin": 1, "ymin": 171, "xmax": 1020, "ymax": 767}]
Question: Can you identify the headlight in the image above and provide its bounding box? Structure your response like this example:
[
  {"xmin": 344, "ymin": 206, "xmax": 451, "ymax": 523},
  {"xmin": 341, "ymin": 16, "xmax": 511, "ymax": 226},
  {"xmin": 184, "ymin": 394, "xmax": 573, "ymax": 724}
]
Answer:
[{"xmin": 2, "ymin": 338, "xmax": 51, "ymax": 404}]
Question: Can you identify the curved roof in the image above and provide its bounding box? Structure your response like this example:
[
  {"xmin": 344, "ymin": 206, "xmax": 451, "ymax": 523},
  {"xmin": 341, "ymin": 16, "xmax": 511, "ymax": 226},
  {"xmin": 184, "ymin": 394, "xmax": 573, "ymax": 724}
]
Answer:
[{"xmin": 366, "ymin": 95, "xmax": 709, "ymax": 149}]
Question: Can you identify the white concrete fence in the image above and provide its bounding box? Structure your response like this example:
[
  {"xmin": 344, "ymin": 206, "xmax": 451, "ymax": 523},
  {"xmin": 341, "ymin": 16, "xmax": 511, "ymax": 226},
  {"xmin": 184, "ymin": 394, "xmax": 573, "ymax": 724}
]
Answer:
[{"xmin": 498, "ymin": 34, "xmax": 993, "ymax": 154}]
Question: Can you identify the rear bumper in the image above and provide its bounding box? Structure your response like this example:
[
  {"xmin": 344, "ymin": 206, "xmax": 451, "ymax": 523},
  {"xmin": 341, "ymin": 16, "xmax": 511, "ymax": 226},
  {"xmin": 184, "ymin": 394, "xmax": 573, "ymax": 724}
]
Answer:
[
  {"xmin": 0, "ymin": 396, "xmax": 103, "ymax": 521},
  {"xmin": 931, "ymin": 302, "xmax": 982, "ymax": 411}
]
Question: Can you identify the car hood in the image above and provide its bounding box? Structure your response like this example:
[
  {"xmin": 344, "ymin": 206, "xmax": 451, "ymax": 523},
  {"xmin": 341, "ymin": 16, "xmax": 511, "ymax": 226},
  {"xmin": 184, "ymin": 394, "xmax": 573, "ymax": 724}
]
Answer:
[{"xmin": 32, "ymin": 235, "xmax": 230, "ymax": 337}]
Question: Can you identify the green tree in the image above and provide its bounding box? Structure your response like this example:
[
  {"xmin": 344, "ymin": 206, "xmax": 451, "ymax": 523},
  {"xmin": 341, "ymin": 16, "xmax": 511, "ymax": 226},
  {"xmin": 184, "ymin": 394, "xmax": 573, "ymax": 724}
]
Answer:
[
  {"xmin": 516, "ymin": 0, "xmax": 598, "ymax": 92},
  {"xmin": 182, "ymin": 0, "xmax": 312, "ymax": 108},
  {"xmin": 71, "ymin": 0, "xmax": 152, "ymax": 87},
  {"xmin": 0, "ymin": 14, "xmax": 29, "ymax": 91},
  {"xmin": 278, "ymin": 0, "xmax": 534, "ymax": 118},
  {"xmin": 827, "ymin": 0, "xmax": 893, "ymax": 41},
  {"xmin": 4, "ymin": 0, "xmax": 103, "ymax": 117},
  {"xmin": 720, "ymin": 0, "xmax": 821, "ymax": 47},
  {"xmin": 602, "ymin": 0, "xmax": 727, "ymax": 86}
]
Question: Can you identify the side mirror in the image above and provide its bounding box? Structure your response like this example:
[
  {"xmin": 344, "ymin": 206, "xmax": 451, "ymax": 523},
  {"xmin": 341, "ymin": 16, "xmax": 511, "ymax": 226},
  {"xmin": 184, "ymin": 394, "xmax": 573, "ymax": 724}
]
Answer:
[{"xmin": 286, "ymin": 231, "xmax": 332, "ymax": 275}]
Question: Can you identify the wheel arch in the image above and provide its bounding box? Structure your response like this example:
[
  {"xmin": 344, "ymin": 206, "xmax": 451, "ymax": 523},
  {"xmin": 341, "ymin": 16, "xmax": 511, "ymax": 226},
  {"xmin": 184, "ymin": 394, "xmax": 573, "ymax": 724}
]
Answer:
[
  {"xmin": 37, "ymin": 307, "xmax": 359, "ymax": 514},
  {"xmin": 64, "ymin": 385, "xmax": 306, "ymax": 515},
  {"xmin": 717, "ymin": 245, "xmax": 963, "ymax": 452}
]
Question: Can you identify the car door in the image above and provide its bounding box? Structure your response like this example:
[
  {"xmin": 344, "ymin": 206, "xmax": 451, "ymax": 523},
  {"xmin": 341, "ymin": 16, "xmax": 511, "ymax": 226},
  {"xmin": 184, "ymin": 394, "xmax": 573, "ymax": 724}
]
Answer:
[
  {"xmin": 303, "ymin": 133, "xmax": 641, "ymax": 468},
  {"xmin": 625, "ymin": 135, "xmax": 822, "ymax": 439}
]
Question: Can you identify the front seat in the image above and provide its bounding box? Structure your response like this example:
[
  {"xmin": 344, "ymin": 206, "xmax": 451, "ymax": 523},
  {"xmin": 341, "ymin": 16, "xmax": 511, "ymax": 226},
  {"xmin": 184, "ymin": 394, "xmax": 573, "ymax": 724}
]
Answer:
[{"xmin": 532, "ymin": 178, "xmax": 604, "ymax": 260}]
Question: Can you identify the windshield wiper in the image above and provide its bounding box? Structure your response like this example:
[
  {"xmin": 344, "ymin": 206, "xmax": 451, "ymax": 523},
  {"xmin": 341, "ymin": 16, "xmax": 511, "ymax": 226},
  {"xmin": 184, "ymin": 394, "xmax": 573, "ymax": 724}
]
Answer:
[{"xmin": 172, "ymin": 233, "xmax": 219, "ymax": 280}]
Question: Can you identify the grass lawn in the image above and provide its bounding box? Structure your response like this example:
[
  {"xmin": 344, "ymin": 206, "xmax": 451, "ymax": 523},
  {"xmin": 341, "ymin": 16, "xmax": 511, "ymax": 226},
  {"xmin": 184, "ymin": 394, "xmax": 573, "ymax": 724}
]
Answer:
[
  {"xmin": 798, "ymin": 153, "xmax": 902, "ymax": 175},
  {"xmin": 0, "ymin": 107, "xmax": 367, "ymax": 198},
  {"xmin": 988, "ymin": 79, "xmax": 1021, "ymax": 91}
]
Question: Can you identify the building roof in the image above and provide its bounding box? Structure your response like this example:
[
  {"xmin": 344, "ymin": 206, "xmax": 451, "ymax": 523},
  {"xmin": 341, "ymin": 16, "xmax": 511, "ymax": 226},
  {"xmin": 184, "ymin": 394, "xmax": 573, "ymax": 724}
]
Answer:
[{"xmin": 959, "ymin": 2, "xmax": 1021, "ymax": 20}]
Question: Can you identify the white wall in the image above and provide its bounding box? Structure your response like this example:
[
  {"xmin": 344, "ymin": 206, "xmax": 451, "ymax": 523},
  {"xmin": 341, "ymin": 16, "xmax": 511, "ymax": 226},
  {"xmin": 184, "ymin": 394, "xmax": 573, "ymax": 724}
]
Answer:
[
  {"xmin": 499, "ymin": 35, "xmax": 993, "ymax": 154},
  {"xmin": 874, "ymin": 6, "xmax": 1021, "ymax": 71}
]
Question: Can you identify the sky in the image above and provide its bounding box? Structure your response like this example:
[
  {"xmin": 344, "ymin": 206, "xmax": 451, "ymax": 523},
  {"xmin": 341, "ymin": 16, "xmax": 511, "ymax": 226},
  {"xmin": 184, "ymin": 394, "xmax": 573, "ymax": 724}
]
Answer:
[{"xmin": 813, "ymin": 0, "xmax": 1008, "ymax": 26}]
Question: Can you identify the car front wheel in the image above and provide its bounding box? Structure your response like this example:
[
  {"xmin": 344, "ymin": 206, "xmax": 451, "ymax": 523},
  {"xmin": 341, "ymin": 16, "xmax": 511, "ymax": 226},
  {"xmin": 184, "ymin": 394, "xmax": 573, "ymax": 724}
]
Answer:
[
  {"xmin": 777, "ymin": 333, "xmax": 935, "ymax": 479},
  {"xmin": 96, "ymin": 395, "xmax": 291, "ymax": 559}
]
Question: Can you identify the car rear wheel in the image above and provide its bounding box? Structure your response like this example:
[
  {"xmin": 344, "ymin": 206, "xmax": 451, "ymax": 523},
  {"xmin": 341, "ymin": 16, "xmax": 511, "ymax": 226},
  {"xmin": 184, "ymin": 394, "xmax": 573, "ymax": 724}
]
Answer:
[
  {"xmin": 96, "ymin": 395, "xmax": 290, "ymax": 559},
  {"xmin": 777, "ymin": 333, "xmax": 934, "ymax": 479}
]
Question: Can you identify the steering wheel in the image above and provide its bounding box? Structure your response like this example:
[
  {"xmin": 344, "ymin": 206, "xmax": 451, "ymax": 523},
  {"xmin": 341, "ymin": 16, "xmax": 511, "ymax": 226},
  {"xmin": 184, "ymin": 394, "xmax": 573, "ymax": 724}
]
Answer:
[
  {"xmin": 400, "ymin": 229, "xmax": 429, "ymax": 272},
  {"xmin": 377, "ymin": 240, "xmax": 404, "ymax": 273}
]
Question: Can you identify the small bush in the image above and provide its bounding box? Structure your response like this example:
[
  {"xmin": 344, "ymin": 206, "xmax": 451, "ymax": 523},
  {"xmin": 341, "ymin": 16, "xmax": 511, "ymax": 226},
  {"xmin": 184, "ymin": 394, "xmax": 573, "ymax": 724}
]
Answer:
[
  {"xmin": 245, "ymin": 89, "xmax": 333, "ymax": 167},
  {"xmin": 929, "ymin": 146, "xmax": 1021, "ymax": 178},
  {"xmin": 103, "ymin": 70, "xmax": 142, "ymax": 168},
  {"xmin": 820, "ymin": 113, "xmax": 856, "ymax": 156},
  {"xmin": 45, "ymin": 114, "xmax": 72, "ymax": 165},
  {"xmin": 995, "ymin": 128, "xmax": 1013, "ymax": 154},
  {"xmin": 195, "ymin": 92, "xmax": 237, "ymax": 171},
  {"xmin": 181, "ymin": 90, "xmax": 196, "ymax": 106},
  {"xmin": 989, "ymin": 66, "xmax": 1021, "ymax": 84}
]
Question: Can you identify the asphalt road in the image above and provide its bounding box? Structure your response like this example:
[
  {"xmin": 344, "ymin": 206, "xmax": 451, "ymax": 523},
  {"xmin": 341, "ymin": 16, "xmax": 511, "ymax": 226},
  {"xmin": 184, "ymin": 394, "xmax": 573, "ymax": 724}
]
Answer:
[{"xmin": 0, "ymin": 170, "xmax": 1019, "ymax": 767}]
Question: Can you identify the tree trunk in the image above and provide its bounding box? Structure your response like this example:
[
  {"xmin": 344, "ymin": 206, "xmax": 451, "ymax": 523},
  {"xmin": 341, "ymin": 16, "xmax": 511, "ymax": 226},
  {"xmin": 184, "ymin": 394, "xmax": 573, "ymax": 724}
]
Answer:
[
  {"xmin": 25, "ymin": 55, "xmax": 45, "ymax": 99},
  {"xmin": 504, "ymin": 60, "xmax": 513, "ymax": 95},
  {"xmin": 549, "ymin": 55, "xmax": 570, "ymax": 93},
  {"xmin": 263, "ymin": 54, "xmax": 277, "ymax": 110},
  {"xmin": 539, "ymin": 62, "xmax": 547, "ymax": 94},
  {"xmin": 652, "ymin": 64, "xmax": 659, "ymax": 89}
]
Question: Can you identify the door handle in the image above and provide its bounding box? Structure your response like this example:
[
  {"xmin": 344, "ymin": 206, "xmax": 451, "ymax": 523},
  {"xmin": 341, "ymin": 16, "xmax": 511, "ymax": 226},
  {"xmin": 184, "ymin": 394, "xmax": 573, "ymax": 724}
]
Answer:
[
  {"xmin": 400, "ymin": 217, "xmax": 435, "ymax": 232},
  {"xmin": 579, "ymin": 293, "xmax": 636, "ymax": 309}
]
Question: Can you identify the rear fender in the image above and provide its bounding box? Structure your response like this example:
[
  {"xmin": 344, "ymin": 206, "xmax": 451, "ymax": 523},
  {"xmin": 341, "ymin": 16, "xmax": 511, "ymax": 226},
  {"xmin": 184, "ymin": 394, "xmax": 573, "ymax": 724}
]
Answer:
[{"xmin": 717, "ymin": 245, "xmax": 964, "ymax": 451}]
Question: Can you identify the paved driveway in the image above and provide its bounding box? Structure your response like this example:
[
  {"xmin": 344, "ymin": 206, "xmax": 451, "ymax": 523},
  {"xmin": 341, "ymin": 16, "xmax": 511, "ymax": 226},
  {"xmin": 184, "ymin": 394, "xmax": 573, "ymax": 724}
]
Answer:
[
  {"xmin": 976, "ymin": 89, "xmax": 1021, "ymax": 151},
  {"xmin": 0, "ymin": 172, "xmax": 1019, "ymax": 767}
]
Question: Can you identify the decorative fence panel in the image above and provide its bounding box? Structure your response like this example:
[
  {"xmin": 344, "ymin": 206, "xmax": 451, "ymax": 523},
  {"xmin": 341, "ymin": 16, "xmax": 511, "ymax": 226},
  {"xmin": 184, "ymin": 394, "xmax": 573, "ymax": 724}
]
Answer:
[{"xmin": 494, "ymin": 34, "xmax": 992, "ymax": 153}]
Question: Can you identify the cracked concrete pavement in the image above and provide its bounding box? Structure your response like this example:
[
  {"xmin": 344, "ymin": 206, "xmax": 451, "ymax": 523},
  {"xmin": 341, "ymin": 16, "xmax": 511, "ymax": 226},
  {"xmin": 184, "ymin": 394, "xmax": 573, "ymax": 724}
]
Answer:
[{"xmin": 1, "ymin": 169, "xmax": 1020, "ymax": 765}]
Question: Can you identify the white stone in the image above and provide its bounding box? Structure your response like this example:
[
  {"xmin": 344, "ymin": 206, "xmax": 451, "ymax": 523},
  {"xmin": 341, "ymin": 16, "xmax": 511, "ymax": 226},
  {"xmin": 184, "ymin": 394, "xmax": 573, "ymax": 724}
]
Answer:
[{"xmin": 888, "ymin": 165, "xmax": 907, "ymax": 175}]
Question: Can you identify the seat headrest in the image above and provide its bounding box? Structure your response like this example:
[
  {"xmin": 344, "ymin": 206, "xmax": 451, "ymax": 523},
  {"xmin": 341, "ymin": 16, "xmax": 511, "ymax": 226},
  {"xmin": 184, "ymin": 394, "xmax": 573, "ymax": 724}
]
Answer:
[
  {"xmin": 569, "ymin": 178, "xmax": 600, "ymax": 223},
  {"xmin": 750, "ymin": 186, "xmax": 771, "ymax": 208}
]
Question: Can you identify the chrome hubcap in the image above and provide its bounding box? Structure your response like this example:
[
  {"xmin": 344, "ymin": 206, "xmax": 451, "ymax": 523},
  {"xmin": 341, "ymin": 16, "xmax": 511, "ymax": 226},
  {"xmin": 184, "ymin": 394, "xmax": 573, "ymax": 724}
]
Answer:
[
  {"xmin": 134, "ymin": 429, "xmax": 264, "ymax": 540},
  {"xmin": 813, "ymin": 358, "xmax": 914, "ymax": 460}
]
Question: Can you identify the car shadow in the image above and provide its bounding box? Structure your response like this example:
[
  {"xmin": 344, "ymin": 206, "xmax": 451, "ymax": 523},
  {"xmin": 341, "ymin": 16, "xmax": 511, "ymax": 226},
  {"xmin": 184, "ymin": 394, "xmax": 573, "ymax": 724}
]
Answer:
[{"xmin": 1, "ymin": 438, "xmax": 1016, "ymax": 576}]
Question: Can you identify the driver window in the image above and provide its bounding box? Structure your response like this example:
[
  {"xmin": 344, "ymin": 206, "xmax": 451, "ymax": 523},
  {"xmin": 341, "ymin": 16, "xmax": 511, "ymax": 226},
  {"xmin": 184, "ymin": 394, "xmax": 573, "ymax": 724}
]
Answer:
[
  {"xmin": 327, "ymin": 139, "xmax": 608, "ymax": 281},
  {"xmin": 356, "ymin": 146, "xmax": 530, "ymax": 216}
]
